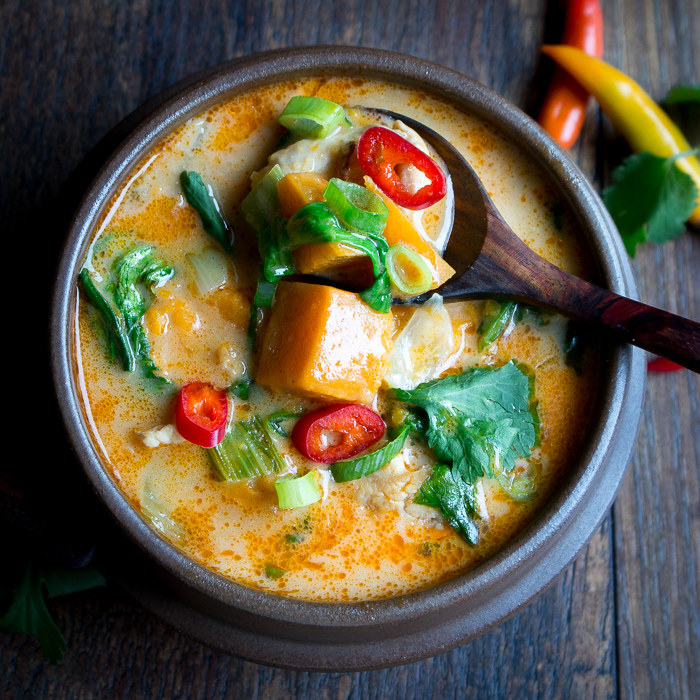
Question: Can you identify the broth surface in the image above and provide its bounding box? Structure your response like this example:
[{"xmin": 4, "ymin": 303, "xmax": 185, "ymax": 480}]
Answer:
[{"xmin": 76, "ymin": 77, "xmax": 599, "ymax": 601}]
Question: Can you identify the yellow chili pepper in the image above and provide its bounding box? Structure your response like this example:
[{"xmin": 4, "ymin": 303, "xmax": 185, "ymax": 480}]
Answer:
[{"xmin": 541, "ymin": 45, "xmax": 700, "ymax": 225}]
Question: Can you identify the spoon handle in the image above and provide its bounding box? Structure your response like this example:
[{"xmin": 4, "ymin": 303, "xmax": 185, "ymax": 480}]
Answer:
[{"xmin": 458, "ymin": 220, "xmax": 700, "ymax": 372}]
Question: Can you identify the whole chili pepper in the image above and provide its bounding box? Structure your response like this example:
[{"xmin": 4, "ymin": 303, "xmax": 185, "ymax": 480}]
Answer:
[
  {"xmin": 538, "ymin": 0, "xmax": 603, "ymax": 149},
  {"xmin": 541, "ymin": 45, "xmax": 700, "ymax": 225}
]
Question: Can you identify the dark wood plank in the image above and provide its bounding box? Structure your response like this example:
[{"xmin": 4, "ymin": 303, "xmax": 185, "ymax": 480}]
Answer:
[
  {"xmin": 601, "ymin": 1, "xmax": 700, "ymax": 698},
  {"xmin": 3, "ymin": 0, "xmax": 696, "ymax": 697}
]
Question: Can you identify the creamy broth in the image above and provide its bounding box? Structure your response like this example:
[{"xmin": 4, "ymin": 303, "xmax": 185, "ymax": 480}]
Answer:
[{"xmin": 76, "ymin": 77, "xmax": 599, "ymax": 601}]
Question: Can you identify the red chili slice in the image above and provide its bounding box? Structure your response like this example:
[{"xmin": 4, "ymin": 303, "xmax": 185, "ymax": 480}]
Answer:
[
  {"xmin": 175, "ymin": 382, "xmax": 228, "ymax": 447},
  {"xmin": 291, "ymin": 404, "xmax": 386, "ymax": 463},
  {"xmin": 647, "ymin": 357, "xmax": 683, "ymax": 373},
  {"xmin": 356, "ymin": 126, "xmax": 447, "ymax": 210}
]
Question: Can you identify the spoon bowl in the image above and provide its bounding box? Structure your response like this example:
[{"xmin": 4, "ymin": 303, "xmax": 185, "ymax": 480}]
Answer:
[{"xmin": 376, "ymin": 109, "xmax": 700, "ymax": 373}]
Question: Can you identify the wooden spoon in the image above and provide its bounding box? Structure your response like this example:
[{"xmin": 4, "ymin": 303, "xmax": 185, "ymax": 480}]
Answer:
[{"xmin": 375, "ymin": 110, "xmax": 700, "ymax": 374}]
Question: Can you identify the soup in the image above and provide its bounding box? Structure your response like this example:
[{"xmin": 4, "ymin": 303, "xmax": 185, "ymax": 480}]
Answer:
[{"xmin": 75, "ymin": 77, "xmax": 599, "ymax": 601}]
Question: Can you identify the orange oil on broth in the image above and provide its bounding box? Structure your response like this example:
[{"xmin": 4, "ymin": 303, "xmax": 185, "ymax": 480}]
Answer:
[{"xmin": 75, "ymin": 77, "xmax": 600, "ymax": 601}]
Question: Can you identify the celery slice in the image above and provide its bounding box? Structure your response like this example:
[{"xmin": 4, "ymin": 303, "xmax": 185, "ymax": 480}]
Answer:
[
  {"xmin": 207, "ymin": 415, "xmax": 286, "ymax": 481},
  {"xmin": 275, "ymin": 471, "xmax": 323, "ymax": 509},
  {"xmin": 278, "ymin": 96, "xmax": 347, "ymax": 138}
]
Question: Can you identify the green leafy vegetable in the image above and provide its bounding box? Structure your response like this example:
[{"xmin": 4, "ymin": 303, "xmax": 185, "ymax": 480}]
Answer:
[
  {"xmin": 563, "ymin": 320, "xmax": 588, "ymax": 375},
  {"xmin": 414, "ymin": 464, "xmax": 480, "ymax": 546},
  {"xmin": 664, "ymin": 85, "xmax": 700, "ymax": 105},
  {"xmin": 179, "ymin": 171, "xmax": 232, "ymax": 252},
  {"xmin": 266, "ymin": 410, "xmax": 304, "ymax": 437},
  {"xmin": 254, "ymin": 202, "xmax": 392, "ymax": 313},
  {"xmin": 0, "ymin": 561, "xmax": 105, "ymax": 664},
  {"xmin": 602, "ymin": 150, "xmax": 699, "ymax": 256},
  {"xmin": 264, "ymin": 564, "xmax": 286, "ymax": 579},
  {"xmin": 228, "ymin": 380, "xmax": 251, "ymax": 401},
  {"xmin": 330, "ymin": 424, "xmax": 410, "ymax": 483},
  {"xmin": 478, "ymin": 300, "xmax": 518, "ymax": 351},
  {"xmin": 241, "ymin": 165, "xmax": 284, "ymax": 232},
  {"xmin": 393, "ymin": 361, "xmax": 538, "ymax": 484},
  {"xmin": 81, "ymin": 244, "xmax": 174, "ymax": 383},
  {"xmin": 207, "ymin": 415, "xmax": 286, "ymax": 481}
]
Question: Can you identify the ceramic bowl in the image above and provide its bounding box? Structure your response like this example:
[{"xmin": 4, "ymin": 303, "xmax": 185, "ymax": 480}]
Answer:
[{"xmin": 51, "ymin": 46, "xmax": 645, "ymax": 671}]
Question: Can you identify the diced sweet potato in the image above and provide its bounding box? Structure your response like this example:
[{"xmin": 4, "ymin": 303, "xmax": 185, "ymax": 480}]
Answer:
[
  {"xmin": 364, "ymin": 176, "xmax": 455, "ymax": 289},
  {"xmin": 277, "ymin": 172, "xmax": 373, "ymax": 288},
  {"xmin": 277, "ymin": 172, "xmax": 328, "ymax": 219},
  {"xmin": 256, "ymin": 281, "xmax": 393, "ymax": 403}
]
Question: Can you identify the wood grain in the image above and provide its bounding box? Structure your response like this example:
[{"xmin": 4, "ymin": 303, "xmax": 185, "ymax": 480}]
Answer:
[{"xmin": 2, "ymin": 0, "xmax": 697, "ymax": 698}]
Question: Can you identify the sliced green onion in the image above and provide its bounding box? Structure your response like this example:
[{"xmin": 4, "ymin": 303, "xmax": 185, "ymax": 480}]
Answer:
[
  {"xmin": 241, "ymin": 165, "xmax": 284, "ymax": 232},
  {"xmin": 179, "ymin": 171, "xmax": 232, "ymax": 252},
  {"xmin": 478, "ymin": 300, "xmax": 518, "ymax": 352},
  {"xmin": 330, "ymin": 425, "xmax": 410, "ymax": 483},
  {"xmin": 386, "ymin": 245, "xmax": 433, "ymax": 296},
  {"xmin": 275, "ymin": 471, "xmax": 323, "ymax": 509},
  {"xmin": 278, "ymin": 96, "xmax": 347, "ymax": 138},
  {"xmin": 264, "ymin": 564, "xmax": 286, "ymax": 579},
  {"xmin": 323, "ymin": 178, "xmax": 389, "ymax": 234},
  {"xmin": 266, "ymin": 410, "xmax": 304, "ymax": 437},
  {"xmin": 495, "ymin": 463, "xmax": 537, "ymax": 502},
  {"xmin": 187, "ymin": 248, "xmax": 229, "ymax": 295},
  {"xmin": 207, "ymin": 415, "xmax": 286, "ymax": 481}
]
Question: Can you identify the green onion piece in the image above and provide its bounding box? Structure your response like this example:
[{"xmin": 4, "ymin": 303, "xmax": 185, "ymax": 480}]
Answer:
[
  {"xmin": 275, "ymin": 471, "xmax": 323, "ymax": 509},
  {"xmin": 330, "ymin": 425, "xmax": 410, "ymax": 483},
  {"xmin": 278, "ymin": 96, "xmax": 347, "ymax": 138},
  {"xmin": 241, "ymin": 165, "xmax": 284, "ymax": 232},
  {"xmin": 207, "ymin": 415, "xmax": 286, "ymax": 481},
  {"xmin": 253, "ymin": 266, "xmax": 278, "ymax": 308},
  {"xmin": 264, "ymin": 564, "xmax": 286, "ymax": 579},
  {"xmin": 266, "ymin": 410, "xmax": 304, "ymax": 437},
  {"xmin": 79, "ymin": 269, "xmax": 135, "ymax": 372},
  {"xmin": 385, "ymin": 245, "xmax": 433, "ymax": 296},
  {"xmin": 187, "ymin": 248, "xmax": 229, "ymax": 296},
  {"xmin": 478, "ymin": 300, "xmax": 518, "ymax": 352},
  {"xmin": 495, "ymin": 463, "xmax": 537, "ymax": 502},
  {"xmin": 179, "ymin": 171, "xmax": 232, "ymax": 252},
  {"xmin": 323, "ymin": 178, "xmax": 389, "ymax": 234}
]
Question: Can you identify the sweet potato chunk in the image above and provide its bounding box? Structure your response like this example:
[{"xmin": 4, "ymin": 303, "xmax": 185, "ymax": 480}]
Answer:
[
  {"xmin": 256, "ymin": 281, "xmax": 393, "ymax": 403},
  {"xmin": 364, "ymin": 176, "xmax": 455, "ymax": 289},
  {"xmin": 277, "ymin": 172, "xmax": 328, "ymax": 219}
]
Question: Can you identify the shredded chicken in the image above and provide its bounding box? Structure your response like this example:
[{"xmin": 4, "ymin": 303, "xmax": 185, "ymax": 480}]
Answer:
[{"xmin": 137, "ymin": 424, "xmax": 185, "ymax": 448}]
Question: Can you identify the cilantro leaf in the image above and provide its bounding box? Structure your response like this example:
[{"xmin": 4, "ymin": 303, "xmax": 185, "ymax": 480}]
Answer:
[
  {"xmin": 392, "ymin": 361, "xmax": 538, "ymax": 484},
  {"xmin": 0, "ymin": 561, "xmax": 105, "ymax": 664},
  {"xmin": 414, "ymin": 464, "xmax": 480, "ymax": 545},
  {"xmin": 664, "ymin": 85, "xmax": 700, "ymax": 105},
  {"xmin": 602, "ymin": 150, "xmax": 699, "ymax": 257}
]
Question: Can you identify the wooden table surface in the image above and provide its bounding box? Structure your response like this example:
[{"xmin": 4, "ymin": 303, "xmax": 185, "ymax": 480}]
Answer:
[{"xmin": 3, "ymin": 0, "xmax": 698, "ymax": 697}]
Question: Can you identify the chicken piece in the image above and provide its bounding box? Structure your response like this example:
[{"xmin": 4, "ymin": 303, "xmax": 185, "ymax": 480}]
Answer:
[{"xmin": 256, "ymin": 281, "xmax": 393, "ymax": 403}]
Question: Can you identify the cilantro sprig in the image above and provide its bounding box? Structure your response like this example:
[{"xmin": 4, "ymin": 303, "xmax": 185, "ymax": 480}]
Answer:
[
  {"xmin": 602, "ymin": 149, "xmax": 699, "ymax": 257},
  {"xmin": 392, "ymin": 362, "xmax": 540, "ymax": 546},
  {"xmin": 0, "ymin": 560, "xmax": 105, "ymax": 664}
]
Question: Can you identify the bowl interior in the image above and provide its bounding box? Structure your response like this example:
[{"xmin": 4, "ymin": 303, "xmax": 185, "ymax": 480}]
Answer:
[{"xmin": 51, "ymin": 46, "xmax": 644, "ymax": 669}]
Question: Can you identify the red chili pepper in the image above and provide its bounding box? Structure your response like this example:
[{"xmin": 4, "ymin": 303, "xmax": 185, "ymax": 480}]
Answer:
[
  {"xmin": 291, "ymin": 403, "xmax": 386, "ymax": 463},
  {"xmin": 175, "ymin": 382, "xmax": 228, "ymax": 447},
  {"xmin": 647, "ymin": 357, "xmax": 683, "ymax": 373},
  {"xmin": 356, "ymin": 126, "xmax": 447, "ymax": 209},
  {"xmin": 537, "ymin": 0, "xmax": 603, "ymax": 149}
]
